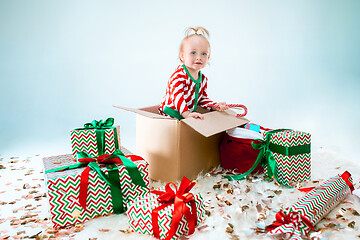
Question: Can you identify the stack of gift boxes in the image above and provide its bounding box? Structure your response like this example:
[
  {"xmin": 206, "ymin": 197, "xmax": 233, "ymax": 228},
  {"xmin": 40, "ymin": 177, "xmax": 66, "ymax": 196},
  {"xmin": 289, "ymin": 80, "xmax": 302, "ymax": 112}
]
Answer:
[
  {"xmin": 43, "ymin": 117, "xmax": 354, "ymax": 240},
  {"xmin": 43, "ymin": 118, "xmax": 206, "ymax": 240}
]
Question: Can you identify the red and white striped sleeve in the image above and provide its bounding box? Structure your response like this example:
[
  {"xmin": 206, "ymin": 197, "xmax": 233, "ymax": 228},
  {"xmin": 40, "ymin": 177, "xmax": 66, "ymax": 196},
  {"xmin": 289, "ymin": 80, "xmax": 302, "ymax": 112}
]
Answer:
[
  {"xmin": 168, "ymin": 74, "xmax": 189, "ymax": 114},
  {"xmin": 198, "ymin": 75, "xmax": 216, "ymax": 110}
]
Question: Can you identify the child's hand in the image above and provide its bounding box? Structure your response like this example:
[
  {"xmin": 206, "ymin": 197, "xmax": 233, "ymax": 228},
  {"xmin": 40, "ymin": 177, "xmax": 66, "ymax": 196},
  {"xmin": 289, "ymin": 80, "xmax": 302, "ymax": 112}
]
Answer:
[
  {"xmin": 212, "ymin": 102, "xmax": 229, "ymax": 111},
  {"xmin": 182, "ymin": 111, "xmax": 204, "ymax": 119}
]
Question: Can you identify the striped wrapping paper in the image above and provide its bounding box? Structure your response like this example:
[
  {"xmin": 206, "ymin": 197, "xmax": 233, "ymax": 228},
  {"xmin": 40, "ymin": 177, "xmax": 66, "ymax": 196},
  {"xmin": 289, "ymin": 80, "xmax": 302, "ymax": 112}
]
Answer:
[
  {"xmin": 70, "ymin": 126, "xmax": 120, "ymax": 158},
  {"xmin": 127, "ymin": 188, "xmax": 205, "ymax": 240},
  {"xmin": 43, "ymin": 154, "xmax": 149, "ymax": 228},
  {"xmin": 267, "ymin": 171, "xmax": 354, "ymax": 240},
  {"xmin": 266, "ymin": 130, "xmax": 311, "ymax": 186}
]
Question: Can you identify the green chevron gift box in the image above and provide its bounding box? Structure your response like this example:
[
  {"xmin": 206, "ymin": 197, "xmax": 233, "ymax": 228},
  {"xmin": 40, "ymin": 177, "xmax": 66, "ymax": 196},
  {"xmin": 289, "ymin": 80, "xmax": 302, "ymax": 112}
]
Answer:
[
  {"xmin": 70, "ymin": 118, "xmax": 120, "ymax": 158},
  {"xmin": 264, "ymin": 129, "xmax": 311, "ymax": 186},
  {"xmin": 223, "ymin": 129, "xmax": 311, "ymax": 186},
  {"xmin": 267, "ymin": 171, "xmax": 354, "ymax": 240},
  {"xmin": 127, "ymin": 177, "xmax": 206, "ymax": 240},
  {"xmin": 43, "ymin": 152, "xmax": 149, "ymax": 229}
]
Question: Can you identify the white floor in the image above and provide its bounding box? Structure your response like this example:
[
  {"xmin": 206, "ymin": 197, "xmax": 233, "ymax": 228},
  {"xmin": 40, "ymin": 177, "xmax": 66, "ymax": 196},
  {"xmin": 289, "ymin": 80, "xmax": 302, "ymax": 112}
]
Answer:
[{"xmin": 0, "ymin": 147, "xmax": 359, "ymax": 240}]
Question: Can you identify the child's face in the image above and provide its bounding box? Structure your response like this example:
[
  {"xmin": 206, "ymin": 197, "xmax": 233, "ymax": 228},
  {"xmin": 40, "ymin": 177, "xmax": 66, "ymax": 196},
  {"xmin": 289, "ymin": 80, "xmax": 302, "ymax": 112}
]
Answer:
[{"xmin": 180, "ymin": 35, "xmax": 210, "ymax": 72}]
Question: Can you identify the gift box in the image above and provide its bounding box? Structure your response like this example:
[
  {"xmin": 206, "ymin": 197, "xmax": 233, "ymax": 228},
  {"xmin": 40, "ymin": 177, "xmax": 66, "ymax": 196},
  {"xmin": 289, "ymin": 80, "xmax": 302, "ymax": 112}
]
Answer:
[
  {"xmin": 43, "ymin": 151, "xmax": 149, "ymax": 228},
  {"xmin": 267, "ymin": 171, "xmax": 354, "ymax": 240},
  {"xmin": 70, "ymin": 118, "xmax": 120, "ymax": 158},
  {"xmin": 223, "ymin": 129, "xmax": 310, "ymax": 185},
  {"xmin": 127, "ymin": 177, "xmax": 205, "ymax": 240},
  {"xmin": 265, "ymin": 130, "xmax": 311, "ymax": 186}
]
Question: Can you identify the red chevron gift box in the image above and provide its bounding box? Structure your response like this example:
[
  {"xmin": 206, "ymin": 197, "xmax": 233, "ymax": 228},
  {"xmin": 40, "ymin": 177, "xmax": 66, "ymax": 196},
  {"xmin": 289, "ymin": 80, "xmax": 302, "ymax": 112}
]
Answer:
[
  {"xmin": 43, "ymin": 151, "xmax": 149, "ymax": 228},
  {"xmin": 223, "ymin": 129, "xmax": 310, "ymax": 185},
  {"xmin": 265, "ymin": 130, "xmax": 311, "ymax": 186},
  {"xmin": 71, "ymin": 118, "xmax": 120, "ymax": 158},
  {"xmin": 127, "ymin": 177, "xmax": 205, "ymax": 240},
  {"xmin": 267, "ymin": 171, "xmax": 354, "ymax": 240}
]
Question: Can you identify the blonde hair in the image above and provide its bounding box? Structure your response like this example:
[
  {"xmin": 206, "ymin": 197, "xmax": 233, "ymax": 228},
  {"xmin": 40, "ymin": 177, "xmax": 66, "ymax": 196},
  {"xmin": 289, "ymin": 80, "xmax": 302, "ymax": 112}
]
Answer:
[{"xmin": 179, "ymin": 27, "xmax": 211, "ymax": 62}]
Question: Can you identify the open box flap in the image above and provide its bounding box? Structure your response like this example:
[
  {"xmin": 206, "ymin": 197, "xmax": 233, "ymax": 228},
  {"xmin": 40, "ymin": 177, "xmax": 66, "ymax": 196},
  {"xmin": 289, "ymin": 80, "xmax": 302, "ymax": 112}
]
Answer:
[
  {"xmin": 114, "ymin": 105, "xmax": 249, "ymax": 136},
  {"xmin": 113, "ymin": 105, "xmax": 169, "ymax": 119},
  {"xmin": 182, "ymin": 109, "xmax": 249, "ymax": 137}
]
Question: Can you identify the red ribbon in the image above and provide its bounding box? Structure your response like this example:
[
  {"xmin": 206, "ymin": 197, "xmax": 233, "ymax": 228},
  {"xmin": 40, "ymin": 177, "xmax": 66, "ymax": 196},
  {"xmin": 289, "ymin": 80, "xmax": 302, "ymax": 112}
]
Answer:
[
  {"xmin": 151, "ymin": 177, "xmax": 198, "ymax": 240},
  {"xmin": 266, "ymin": 210, "xmax": 315, "ymax": 232},
  {"xmin": 78, "ymin": 153, "xmax": 124, "ymax": 164},
  {"xmin": 79, "ymin": 154, "xmax": 144, "ymax": 211},
  {"xmin": 340, "ymin": 171, "xmax": 354, "ymax": 192}
]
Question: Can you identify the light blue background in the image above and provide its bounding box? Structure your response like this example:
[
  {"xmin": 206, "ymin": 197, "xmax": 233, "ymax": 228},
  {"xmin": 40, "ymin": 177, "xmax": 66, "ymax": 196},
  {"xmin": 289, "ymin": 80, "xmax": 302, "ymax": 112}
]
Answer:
[{"xmin": 1, "ymin": 1, "xmax": 359, "ymax": 162}]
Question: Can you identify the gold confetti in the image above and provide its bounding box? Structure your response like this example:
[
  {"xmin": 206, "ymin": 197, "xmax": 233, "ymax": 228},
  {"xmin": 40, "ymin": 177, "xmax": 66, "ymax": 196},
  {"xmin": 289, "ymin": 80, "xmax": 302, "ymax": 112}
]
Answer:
[
  {"xmin": 273, "ymin": 190, "xmax": 282, "ymax": 195},
  {"xmin": 119, "ymin": 229, "xmax": 132, "ymax": 234},
  {"xmin": 205, "ymin": 210, "xmax": 211, "ymax": 216},
  {"xmin": 351, "ymin": 209, "xmax": 360, "ymax": 216},
  {"xmin": 213, "ymin": 184, "xmax": 221, "ymax": 189},
  {"xmin": 348, "ymin": 221, "xmax": 355, "ymax": 229},
  {"xmin": 226, "ymin": 223, "xmax": 234, "ymax": 233},
  {"xmin": 241, "ymin": 205, "xmax": 249, "ymax": 211}
]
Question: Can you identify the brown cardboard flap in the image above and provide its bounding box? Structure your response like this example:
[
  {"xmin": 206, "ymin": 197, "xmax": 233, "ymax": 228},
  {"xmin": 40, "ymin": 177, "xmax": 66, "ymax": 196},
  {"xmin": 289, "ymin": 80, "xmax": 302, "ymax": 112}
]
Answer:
[
  {"xmin": 182, "ymin": 110, "xmax": 249, "ymax": 137},
  {"xmin": 113, "ymin": 105, "xmax": 169, "ymax": 119}
]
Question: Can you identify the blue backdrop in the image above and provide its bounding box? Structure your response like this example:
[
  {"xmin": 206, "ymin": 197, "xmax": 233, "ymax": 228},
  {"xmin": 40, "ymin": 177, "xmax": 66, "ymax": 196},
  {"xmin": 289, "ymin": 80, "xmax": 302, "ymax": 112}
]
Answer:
[{"xmin": 1, "ymin": 1, "xmax": 359, "ymax": 163}]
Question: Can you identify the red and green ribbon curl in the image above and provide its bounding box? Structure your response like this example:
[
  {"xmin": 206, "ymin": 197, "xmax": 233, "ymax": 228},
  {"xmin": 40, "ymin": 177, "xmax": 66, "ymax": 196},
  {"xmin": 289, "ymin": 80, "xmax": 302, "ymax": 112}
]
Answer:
[
  {"xmin": 76, "ymin": 117, "xmax": 119, "ymax": 156},
  {"xmin": 45, "ymin": 149, "xmax": 146, "ymax": 214},
  {"xmin": 223, "ymin": 129, "xmax": 310, "ymax": 186},
  {"xmin": 151, "ymin": 177, "xmax": 198, "ymax": 240}
]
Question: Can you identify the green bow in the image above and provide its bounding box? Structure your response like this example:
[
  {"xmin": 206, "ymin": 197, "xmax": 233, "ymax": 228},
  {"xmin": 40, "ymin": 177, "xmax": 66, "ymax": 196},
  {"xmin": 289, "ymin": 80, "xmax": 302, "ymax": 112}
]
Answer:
[
  {"xmin": 76, "ymin": 117, "xmax": 119, "ymax": 156},
  {"xmin": 83, "ymin": 118, "xmax": 114, "ymax": 129},
  {"xmin": 223, "ymin": 129, "xmax": 309, "ymax": 187}
]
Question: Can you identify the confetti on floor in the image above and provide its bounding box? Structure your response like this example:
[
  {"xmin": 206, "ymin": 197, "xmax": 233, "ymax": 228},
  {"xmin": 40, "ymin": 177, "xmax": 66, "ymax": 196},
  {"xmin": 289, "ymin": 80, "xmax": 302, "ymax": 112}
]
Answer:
[{"xmin": 0, "ymin": 148, "xmax": 359, "ymax": 240}]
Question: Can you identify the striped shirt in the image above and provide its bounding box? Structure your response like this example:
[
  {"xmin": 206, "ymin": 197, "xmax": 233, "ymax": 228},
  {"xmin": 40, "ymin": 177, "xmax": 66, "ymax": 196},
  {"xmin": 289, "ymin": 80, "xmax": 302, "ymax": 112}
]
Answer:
[{"xmin": 159, "ymin": 65, "xmax": 216, "ymax": 117}]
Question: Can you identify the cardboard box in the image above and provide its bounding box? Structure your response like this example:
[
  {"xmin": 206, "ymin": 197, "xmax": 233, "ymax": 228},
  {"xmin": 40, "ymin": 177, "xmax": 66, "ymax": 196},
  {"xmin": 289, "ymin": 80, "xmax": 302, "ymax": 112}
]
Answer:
[{"xmin": 114, "ymin": 105, "xmax": 249, "ymax": 182}]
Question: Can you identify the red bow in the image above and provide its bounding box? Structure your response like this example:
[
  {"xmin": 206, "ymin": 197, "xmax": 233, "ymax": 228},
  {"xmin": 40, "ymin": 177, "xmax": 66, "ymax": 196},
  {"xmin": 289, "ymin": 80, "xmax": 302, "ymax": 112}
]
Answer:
[
  {"xmin": 266, "ymin": 210, "xmax": 314, "ymax": 232},
  {"xmin": 151, "ymin": 177, "xmax": 197, "ymax": 240},
  {"xmin": 340, "ymin": 171, "xmax": 354, "ymax": 192},
  {"xmin": 79, "ymin": 153, "xmax": 144, "ymax": 211}
]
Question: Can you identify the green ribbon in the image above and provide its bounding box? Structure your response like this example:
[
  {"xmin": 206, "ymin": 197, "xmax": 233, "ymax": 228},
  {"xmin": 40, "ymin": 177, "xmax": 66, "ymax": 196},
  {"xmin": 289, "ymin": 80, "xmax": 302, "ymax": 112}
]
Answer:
[
  {"xmin": 45, "ymin": 149, "xmax": 146, "ymax": 213},
  {"xmin": 76, "ymin": 117, "xmax": 119, "ymax": 156},
  {"xmin": 182, "ymin": 64, "xmax": 201, "ymax": 112},
  {"xmin": 223, "ymin": 129, "xmax": 310, "ymax": 186},
  {"xmin": 74, "ymin": 149, "xmax": 146, "ymax": 186},
  {"xmin": 163, "ymin": 106, "xmax": 184, "ymax": 120}
]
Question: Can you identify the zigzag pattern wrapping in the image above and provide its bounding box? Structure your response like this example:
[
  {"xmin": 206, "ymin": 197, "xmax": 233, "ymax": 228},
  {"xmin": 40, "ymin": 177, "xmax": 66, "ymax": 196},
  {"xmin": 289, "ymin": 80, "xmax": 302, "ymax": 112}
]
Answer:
[
  {"xmin": 269, "ymin": 173, "xmax": 353, "ymax": 238},
  {"xmin": 43, "ymin": 154, "xmax": 150, "ymax": 229},
  {"xmin": 265, "ymin": 130, "xmax": 311, "ymax": 185},
  {"xmin": 70, "ymin": 128, "xmax": 118, "ymax": 157},
  {"xmin": 127, "ymin": 191, "xmax": 205, "ymax": 240}
]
